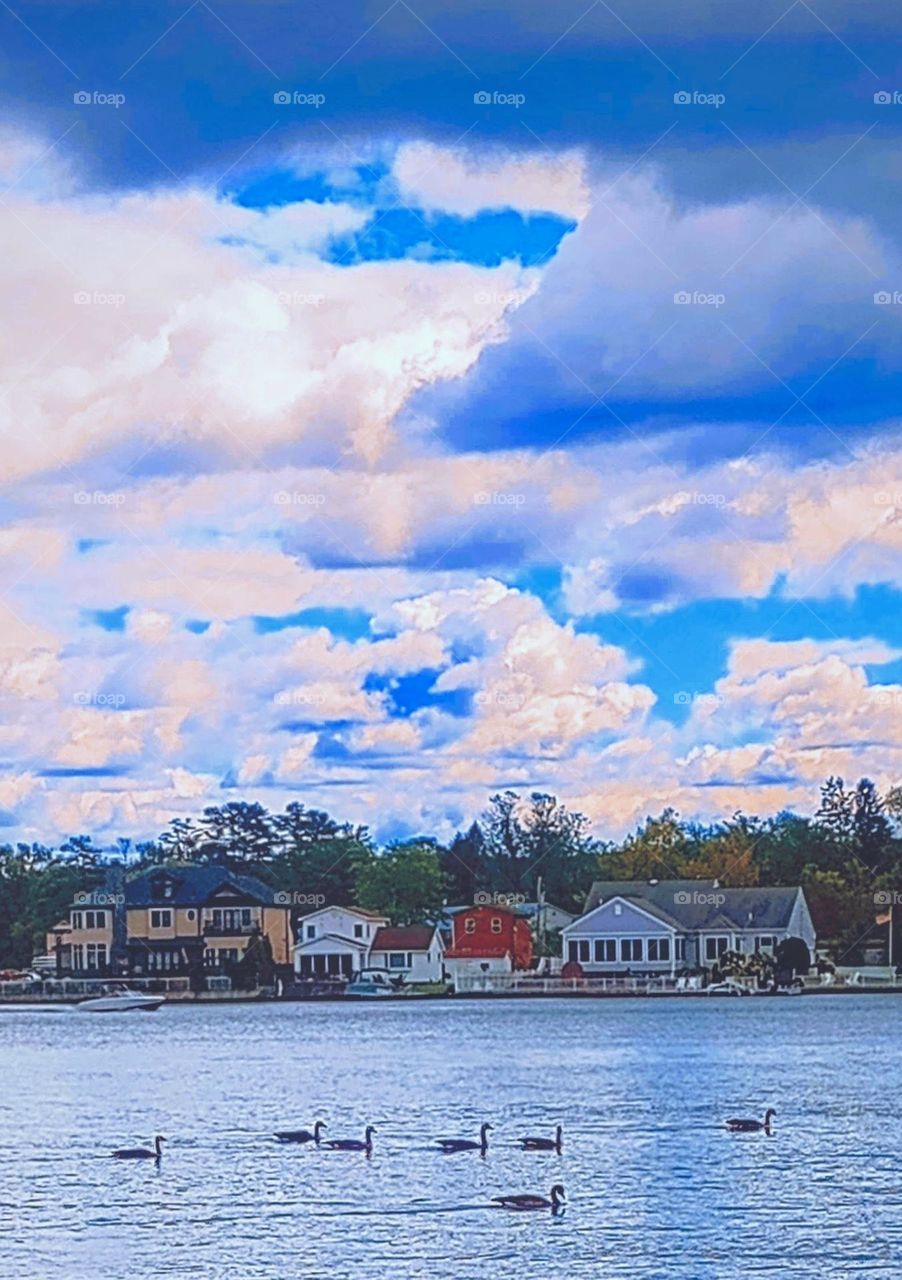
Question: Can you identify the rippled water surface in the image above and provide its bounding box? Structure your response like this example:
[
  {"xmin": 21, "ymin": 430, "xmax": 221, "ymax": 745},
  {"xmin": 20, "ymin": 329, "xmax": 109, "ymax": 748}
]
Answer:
[{"xmin": 1, "ymin": 995, "xmax": 900, "ymax": 1279}]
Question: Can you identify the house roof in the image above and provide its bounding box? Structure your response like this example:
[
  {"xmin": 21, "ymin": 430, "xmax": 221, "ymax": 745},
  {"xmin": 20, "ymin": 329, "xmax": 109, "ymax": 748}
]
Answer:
[
  {"xmin": 124, "ymin": 865, "xmax": 280, "ymax": 908},
  {"xmin": 581, "ymin": 880, "xmax": 802, "ymax": 931},
  {"xmin": 293, "ymin": 932, "xmax": 369, "ymax": 953},
  {"xmin": 296, "ymin": 904, "xmax": 388, "ymax": 923},
  {"xmin": 371, "ymin": 926, "xmax": 437, "ymax": 952}
]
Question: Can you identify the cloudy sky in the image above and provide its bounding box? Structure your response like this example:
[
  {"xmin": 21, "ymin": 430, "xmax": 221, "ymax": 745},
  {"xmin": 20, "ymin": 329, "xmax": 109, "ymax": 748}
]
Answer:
[{"xmin": 1, "ymin": 0, "xmax": 901, "ymax": 844}]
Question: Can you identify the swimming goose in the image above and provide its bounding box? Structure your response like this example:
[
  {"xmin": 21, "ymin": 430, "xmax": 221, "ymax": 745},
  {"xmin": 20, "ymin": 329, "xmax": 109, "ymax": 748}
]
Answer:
[
  {"xmin": 274, "ymin": 1120, "xmax": 326, "ymax": 1144},
  {"xmin": 436, "ymin": 1122, "xmax": 492, "ymax": 1153},
  {"xmin": 111, "ymin": 1135, "xmax": 166, "ymax": 1160},
  {"xmin": 725, "ymin": 1108, "xmax": 776, "ymax": 1133},
  {"xmin": 516, "ymin": 1125, "xmax": 563, "ymax": 1152},
  {"xmin": 324, "ymin": 1126, "xmax": 376, "ymax": 1152},
  {"xmin": 493, "ymin": 1184, "xmax": 566, "ymax": 1212}
]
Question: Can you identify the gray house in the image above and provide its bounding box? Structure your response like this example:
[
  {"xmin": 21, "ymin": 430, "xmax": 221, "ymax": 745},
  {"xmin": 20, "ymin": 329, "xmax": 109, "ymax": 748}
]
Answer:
[{"xmin": 562, "ymin": 880, "xmax": 816, "ymax": 974}]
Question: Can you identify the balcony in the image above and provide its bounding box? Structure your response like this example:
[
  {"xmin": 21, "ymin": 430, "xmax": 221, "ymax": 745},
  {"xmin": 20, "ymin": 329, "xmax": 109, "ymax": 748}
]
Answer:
[{"xmin": 202, "ymin": 921, "xmax": 259, "ymax": 937}]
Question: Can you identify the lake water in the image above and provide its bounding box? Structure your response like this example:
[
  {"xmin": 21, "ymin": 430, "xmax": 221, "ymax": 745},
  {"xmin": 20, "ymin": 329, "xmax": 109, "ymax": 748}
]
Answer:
[{"xmin": 1, "ymin": 995, "xmax": 900, "ymax": 1280}]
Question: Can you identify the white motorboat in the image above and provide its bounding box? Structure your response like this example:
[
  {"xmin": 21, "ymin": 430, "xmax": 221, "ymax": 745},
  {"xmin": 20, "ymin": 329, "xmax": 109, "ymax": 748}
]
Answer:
[
  {"xmin": 77, "ymin": 984, "xmax": 166, "ymax": 1013},
  {"xmin": 344, "ymin": 968, "xmax": 400, "ymax": 998}
]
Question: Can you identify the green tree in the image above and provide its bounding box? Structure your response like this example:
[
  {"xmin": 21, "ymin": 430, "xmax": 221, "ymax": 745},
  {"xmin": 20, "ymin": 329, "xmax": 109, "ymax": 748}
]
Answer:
[
  {"xmin": 355, "ymin": 839, "xmax": 444, "ymax": 924},
  {"xmin": 440, "ymin": 822, "xmax": 489, "ymax": 903},
  {"xmin": 481, "ymin": 792, "xmax": 598, "ymax": 911}
]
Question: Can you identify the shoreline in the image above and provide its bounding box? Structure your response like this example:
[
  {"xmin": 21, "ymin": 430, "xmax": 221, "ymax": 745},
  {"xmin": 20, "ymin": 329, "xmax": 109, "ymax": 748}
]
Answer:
[{"xmin": 2, "ymin": 984, "xmax": 901, "ymax": 1007}]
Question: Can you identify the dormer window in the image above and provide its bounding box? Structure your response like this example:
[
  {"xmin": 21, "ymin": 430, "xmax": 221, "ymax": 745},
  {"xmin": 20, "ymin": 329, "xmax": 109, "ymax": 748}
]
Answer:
[
  {"xmin": 464, "ymin": 917, "xmax": 476, "ymax": 934},
  {"xmin": 150, "ymin": 873, "xmax": 175, "ymax": 902}
]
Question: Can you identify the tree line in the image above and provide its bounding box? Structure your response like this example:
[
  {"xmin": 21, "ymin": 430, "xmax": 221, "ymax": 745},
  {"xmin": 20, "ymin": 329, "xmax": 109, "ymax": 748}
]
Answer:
[{"xmin": 1, "ymin": 777, "xmax": 900, "ymax": 970}]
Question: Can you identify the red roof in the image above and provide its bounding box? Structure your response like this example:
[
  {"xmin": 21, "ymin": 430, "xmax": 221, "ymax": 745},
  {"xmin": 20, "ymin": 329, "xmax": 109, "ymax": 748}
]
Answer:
[{"xmin": 371, "ymin": 926, "xmax": 436, "ymax": 952}]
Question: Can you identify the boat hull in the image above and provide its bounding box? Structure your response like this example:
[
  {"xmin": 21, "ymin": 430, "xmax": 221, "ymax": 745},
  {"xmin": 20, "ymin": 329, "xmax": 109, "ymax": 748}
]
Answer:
[{"xmin": 77, "ymin": 995, "xmax": 165, "ymax": 1012}]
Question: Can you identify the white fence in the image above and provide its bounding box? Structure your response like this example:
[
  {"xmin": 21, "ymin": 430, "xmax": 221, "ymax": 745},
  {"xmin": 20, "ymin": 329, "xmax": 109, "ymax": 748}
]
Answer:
[{"xmin": 453, "ymin": 973, "xmax": 688, "ymax": 995}]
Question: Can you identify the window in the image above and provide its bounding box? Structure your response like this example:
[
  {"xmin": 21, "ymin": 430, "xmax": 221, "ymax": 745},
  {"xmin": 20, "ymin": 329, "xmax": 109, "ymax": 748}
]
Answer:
[
  {"xmin": 490, "ymin": 916, "xmax": 502, "ymax": 934},
  {"xmin": 72, "ymin": 944, "xmax": 84, "ymax": 969},
  {"xmin": 647, "ymin": 938, "xmax": 671, "ymax": 962},
  {"xmin": 150, "ymin": 909, "xmax": 172, "ymax": 929},
  {"xmin": 464, "ymin": 917, "xmax": 476, "ymax": 934},
  {"xmin": 594, "ymin": 939, "xmax": 617, "ymax": 962},
  {"xmin": 209, "ymin": 907, "xmax": 252, "ymax": 931},
  {"xmin": 705, "ymin": 936, "xmax": 729, "ymax": 962},
  {"xmin": 85, "ymin": 943, "xmax": 106, "ymax": 970},
  {"xmin": 388, "ymin": 953, "xmax": 409, "ymax": 969},
  {"xmin": 620, "ymin": 938, "xmax": 643, "ymax": 962},
  {"xmin": 354, "ymin": 923, "xmax": 364, "ymax": 938},
  {"xmin": 81, "ymin": 910, "xmax": 106, "ymax": 929},
  {"xmin": 71, "ymin": 911, "xmax": 83, "ymax": 930},
  {"xmin": 613, "ymin": 902, "xmax": 622, "ymax": 916},
  {"xmin": 756, "ymin": 935, "xmax": 776, "ymax": 954},
  {"xmin": 186, "ymin": 909, "xmax": 196, "ymax": 921},
  {"xmin": 306, "ymin": 924, "xmax": 316, "ymax": 940},
  {"xmin": 675, "ymin": 937, "xmax": 686, "ymax": 961}
]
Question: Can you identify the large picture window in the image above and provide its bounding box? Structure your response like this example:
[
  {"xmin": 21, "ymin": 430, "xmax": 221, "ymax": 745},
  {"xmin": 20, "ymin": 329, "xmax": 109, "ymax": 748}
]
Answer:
[
  {"xmin": 705, "ymin": 936, "xmax": 729, "ymax": 961},
  {"xmin": 620, "ymin": 938, "xmax": 643, "ymax": 962},
  {"xmin": 647, "ymin": 938, "xmax": 671, "ymax": 962}
]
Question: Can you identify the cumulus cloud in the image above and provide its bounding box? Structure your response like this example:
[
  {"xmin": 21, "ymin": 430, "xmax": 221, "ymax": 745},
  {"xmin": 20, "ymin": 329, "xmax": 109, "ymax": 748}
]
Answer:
[
  {"xmin": 0, "ymin": 152, "xmax": 536, "ymax": 480},
  {"xmin": 392, "ymin": 142, "xmax": 590, "ymax": 220}
]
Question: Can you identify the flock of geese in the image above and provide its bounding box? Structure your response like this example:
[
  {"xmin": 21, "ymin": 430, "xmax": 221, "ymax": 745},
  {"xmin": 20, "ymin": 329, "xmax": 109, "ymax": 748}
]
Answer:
[{"xmin": 109, "ymin": 1108, "xmax": 776, "ymax": 1213}]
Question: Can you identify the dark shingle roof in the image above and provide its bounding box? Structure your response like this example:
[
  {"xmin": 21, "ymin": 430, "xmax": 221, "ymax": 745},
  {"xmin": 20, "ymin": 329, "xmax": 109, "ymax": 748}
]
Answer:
[
  {"xmin": 125, "ymin": 865, "xmax": 278, "ymax": 908},
  {"xmin": 371, "ymin": 926, "xmax": 437, "ymax": 952},
  {"xmin": 582, "ymin": 880, "xmax": 801, "ymax": 931}
]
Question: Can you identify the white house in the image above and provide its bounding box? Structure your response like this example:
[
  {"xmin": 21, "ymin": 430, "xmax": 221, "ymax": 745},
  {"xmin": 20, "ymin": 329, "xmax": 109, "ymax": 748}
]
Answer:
[
  {"xmin": 368, "ymin": 925, "xmax": 445, "ymax": 983},
  {"xmin": 562, "ymin": 880, "xmax": 817, "ymax": 975},
  {"xmin": 293, "ymin": 906, "xmax": 388, "ymax": 979},
  {"xmin": 292, "ymin": 908, "xmax": 444, "ymax": 983}
]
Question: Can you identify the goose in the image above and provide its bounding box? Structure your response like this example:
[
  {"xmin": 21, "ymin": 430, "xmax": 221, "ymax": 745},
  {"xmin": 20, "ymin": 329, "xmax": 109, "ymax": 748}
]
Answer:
[
  {"xmin": 493, "ymin": 1184, "xmax": 566, "ymax": 1212},
  {"xmin": 111, "ymin": 1135, "xmax": 166, "ymax": 1160},
  {"xmin": 516, "ymin": 1125, "xmax": 563, "ymax": 1152},
  {"xmin": 324, "ymin": 1126, "xmax": 376, "ymax": 1152},
  {"xmin": 725, "ymin": 1108, "xmax": 776, "ymax": 1133},
  {"xmin": 436, "ymin": 1122, "xmax": 492, "ymax": 1154},
  {"xmin": 274, "ymin": 1120, "xmax": 326, "ymax": 1144}
]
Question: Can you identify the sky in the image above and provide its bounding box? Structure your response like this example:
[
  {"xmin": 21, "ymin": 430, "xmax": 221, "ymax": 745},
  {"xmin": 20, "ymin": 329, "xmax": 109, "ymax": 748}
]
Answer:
[{"xmin": 0, "ymin": 0, "xmax": 901, "ymax": 845}]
